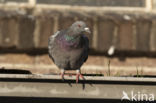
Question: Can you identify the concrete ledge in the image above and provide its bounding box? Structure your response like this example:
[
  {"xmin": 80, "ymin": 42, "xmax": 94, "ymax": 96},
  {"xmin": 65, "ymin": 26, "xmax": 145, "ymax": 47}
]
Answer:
[
  {"xmin": 0, "ymin": 74, "xmax": 156, "ymax": 100},
  {"xmin": 0, "ymin": 74, "xmax": 156, "ymax": 82},
  {"xmin": 0, "ymin": 54, "xmax": 156, "ymax": 76},
  {"xmin": 1, "ymin": 63, "xmax": 156, "ymax": 76}
]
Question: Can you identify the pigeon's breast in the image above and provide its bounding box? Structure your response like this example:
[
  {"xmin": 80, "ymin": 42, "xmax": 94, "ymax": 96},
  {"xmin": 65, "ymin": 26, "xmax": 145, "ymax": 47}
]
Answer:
[
  {"xmin": 57, "ymin": 37, "xmax": 80, "ymax": 51},
  {"xmin": 51, "ymin": 37, "xmax": 87, "ymax": 70}
]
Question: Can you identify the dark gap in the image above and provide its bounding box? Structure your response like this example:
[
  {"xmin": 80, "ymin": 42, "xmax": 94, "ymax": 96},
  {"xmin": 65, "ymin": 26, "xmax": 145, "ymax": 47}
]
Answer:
[
  {"xmin": 90, "ymin": 49, "xmax": 156, "ymax": 58},
  {"xmin": 1, "ymin": 48, "xmax": 156, "ymax": 58},
  {"xmin": 0, "ymin": 77, "xmax": 156, "ymax": 85},
  {"xmin": 0, "ymin": 96, "xmax": 154, "ymax": 103},
  {"xmin": 0, "ymin": 48, "xmax": 48, "ymax": 55},
  {"xmin": 0, "ymin": 68, "xmax": 32, "ymax": 74}
]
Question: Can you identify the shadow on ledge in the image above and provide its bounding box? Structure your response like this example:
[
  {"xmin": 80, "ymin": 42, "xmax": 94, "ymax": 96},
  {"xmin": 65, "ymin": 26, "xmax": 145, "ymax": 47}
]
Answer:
[
  {"xmin": 0, "ymin": 96, "xmax": 154, "ymax": 103},
  {"xmin": 0, "ymin": 68, "xmax": 32, "ymax": 74}
]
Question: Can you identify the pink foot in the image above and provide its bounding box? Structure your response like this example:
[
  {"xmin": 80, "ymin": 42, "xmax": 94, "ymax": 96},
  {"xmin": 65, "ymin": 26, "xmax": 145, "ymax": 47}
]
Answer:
[
  {"xmin": 60, "ymin": 73, "xmax": 64, "ymax": 81},
  {"xmin": 76, "ymin": 73, "xmax": 84, "ymax": 83},
  {"xmin": 60, "ymin": 69, "xmax": 65, "ymax": 81},
  {"xmin": 60, "ymin": 72, "xmax": 72, "ymax": 80}
]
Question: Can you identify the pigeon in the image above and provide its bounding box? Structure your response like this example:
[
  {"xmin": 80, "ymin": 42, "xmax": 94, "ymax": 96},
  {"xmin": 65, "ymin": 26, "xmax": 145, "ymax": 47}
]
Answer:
[{"xmin": 48, "ymin": 21, "xmax": 90, "ymax": 83}]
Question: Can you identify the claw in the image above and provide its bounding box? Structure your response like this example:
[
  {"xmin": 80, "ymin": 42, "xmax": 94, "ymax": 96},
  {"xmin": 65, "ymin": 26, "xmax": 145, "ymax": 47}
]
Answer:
[
  {"xmin": 60, "ymin": 69, "xmax": 84, "ymax": 83},
  {"xmin": 60, "ymin": 69, "xmax": 65, "ymax": 81},
  {"xmin": 61, "ymin": 73, "xmax": 64, "ymax": 81}
]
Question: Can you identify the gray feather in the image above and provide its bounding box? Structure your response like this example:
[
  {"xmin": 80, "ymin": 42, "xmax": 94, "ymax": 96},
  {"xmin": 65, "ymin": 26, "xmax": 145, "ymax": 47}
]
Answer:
[{"xmin": 48, "ymin": 21, "xmax": 89, "ymax": 70}]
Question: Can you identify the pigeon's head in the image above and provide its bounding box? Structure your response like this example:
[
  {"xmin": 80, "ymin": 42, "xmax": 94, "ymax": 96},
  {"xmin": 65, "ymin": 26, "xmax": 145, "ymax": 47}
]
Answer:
[{"xmin": 69, "ymin": 21, "xmax": 91, "ymax": 36}]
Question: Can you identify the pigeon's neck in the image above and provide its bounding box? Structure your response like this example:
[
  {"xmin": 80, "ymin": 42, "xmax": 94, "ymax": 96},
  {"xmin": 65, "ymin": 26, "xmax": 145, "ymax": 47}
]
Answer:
[
  {"xmin": 64, "ymin": 34, "xmax": 79, "ymax": 42},
  {"xmin": 67, "ymin": 26, "xmax": 81, "ymax": 36}
]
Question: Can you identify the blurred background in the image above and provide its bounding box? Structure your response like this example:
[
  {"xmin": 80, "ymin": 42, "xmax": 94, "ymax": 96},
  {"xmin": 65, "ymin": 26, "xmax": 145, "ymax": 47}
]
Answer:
[{"xmin": 0, "ymin": 0, "xmax": 156, "ymax": 76}]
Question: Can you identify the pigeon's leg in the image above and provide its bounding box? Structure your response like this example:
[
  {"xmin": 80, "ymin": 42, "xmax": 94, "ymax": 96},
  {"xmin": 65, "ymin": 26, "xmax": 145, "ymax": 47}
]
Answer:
[
  {"xmin": 60, "ymin": 69, "xmax": 65, "ymax": 81},
  {"xmin": 76, "ymin": 70, "xmax": 84, "ymax": 83}
]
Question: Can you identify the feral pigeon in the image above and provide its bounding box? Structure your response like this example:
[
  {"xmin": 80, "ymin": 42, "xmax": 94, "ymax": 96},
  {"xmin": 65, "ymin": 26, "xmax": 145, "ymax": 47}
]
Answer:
[{"xmin": 48, "ymin": 21, "xmax": 90, "ymax": 83}]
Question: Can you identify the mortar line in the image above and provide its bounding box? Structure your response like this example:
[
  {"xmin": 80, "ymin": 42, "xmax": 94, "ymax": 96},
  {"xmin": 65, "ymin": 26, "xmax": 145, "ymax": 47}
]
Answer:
[
  {"xmin": 53, "ymin": 16, "xmax": 59, "ymax": 33},
  {"xmin": 150, "ymin": 20, "xmax": 156, "ymax": 51},
  {"xmin": 33, "ymin": 19, "xmax": 40, "ymax": 48},
  {"xmin": 145, "ymin": 0, "xmax": 152, "ymax": 11},
  {"xmin": 92, "ymin": 17, "xmax": 98, "ymax": 49},
  {"xmin": 132, "ymin": 23, "xmax": 137, "ymax": 50}
]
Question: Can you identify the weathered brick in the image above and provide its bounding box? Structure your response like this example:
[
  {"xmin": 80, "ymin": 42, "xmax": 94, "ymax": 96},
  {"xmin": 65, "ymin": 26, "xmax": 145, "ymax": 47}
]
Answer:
[
  {"xmin": 136, "ymin": 20, "xmax": 151, "ymax": 52},
  {"xmin": 153, "ymin": 0, "xmax": 156, "ymax": 9},
  {"xmin": 18, "ymin": 16, "xmax": 35, "ymax": 49},
  {"xmin": 118, "ymin": 22, "xmax": 135, "ymax": 50},
  {"xmin": 150, "ymin": 20, "xmax": 156, "ymax": 51},
  {"xmin": 34, "ymin": 17, "xmax": 54, "ymax": 48},
  {"xmin": 97, "ymin": 19, "xmax": 115, "ymax": 52},
  {"xmin": 0, "ymin": 18, "xmax": 4, "ymax": 47},
  {"xmin": 84, "ymin": 19, "xmax": 93, "ymax": 48},
  {"xmin": 0, "ymin": 6, "xmax": 155, "ymax": 54},
  {"xmin": 59, "ymin": 17, "xmax": 75, "ymax": 30},
  {"xmin": 1, "ymin": 0, "xmax": 27, "ymax": 3},
  {"xmin": 0, "ymin": 17, "xmax": 18, "ymax": 48}
]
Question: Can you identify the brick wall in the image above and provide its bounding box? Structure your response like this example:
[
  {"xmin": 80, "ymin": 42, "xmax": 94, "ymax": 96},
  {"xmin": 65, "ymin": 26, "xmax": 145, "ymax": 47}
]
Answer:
[{"xmin": 0, "ymin": 3, "xmax": 156, "ymax": 54}]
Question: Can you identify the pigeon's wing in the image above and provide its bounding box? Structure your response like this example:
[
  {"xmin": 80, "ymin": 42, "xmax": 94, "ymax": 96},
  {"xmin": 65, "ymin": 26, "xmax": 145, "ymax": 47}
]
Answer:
[
  {"xmin": 82, "ymin": 35, "xmax": 89, "ymax": 62},
  {"xmin": 48, "ymin": 31, "xmax": 60, "ymax": 62},
  {"xmin": 69, "ymin": 35, "xmax": 89, "ymax": 69}
]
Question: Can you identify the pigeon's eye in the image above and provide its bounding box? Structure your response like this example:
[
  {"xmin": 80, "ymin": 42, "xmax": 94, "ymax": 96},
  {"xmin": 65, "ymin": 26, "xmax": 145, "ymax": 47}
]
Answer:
[{"xmin": 77, "ymin": 24, "xmax": 81, "ymax": 28}]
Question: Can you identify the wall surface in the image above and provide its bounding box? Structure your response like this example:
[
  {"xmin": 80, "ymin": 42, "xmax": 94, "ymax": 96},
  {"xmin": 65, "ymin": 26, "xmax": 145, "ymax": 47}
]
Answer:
[
  {"xmin": 0, "ymin": 4, "xmax": 156, "ymax": 54},
  {"xmin": 0, "ymin": 1, "xmax": 156, "ymax": 76}
]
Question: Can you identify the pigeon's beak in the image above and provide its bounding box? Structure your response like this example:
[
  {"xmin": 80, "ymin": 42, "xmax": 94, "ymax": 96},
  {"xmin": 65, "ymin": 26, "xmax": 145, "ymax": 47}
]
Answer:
[{"xmin": 84, "ymin": 27, "xmax": 91, "ymax": 34}]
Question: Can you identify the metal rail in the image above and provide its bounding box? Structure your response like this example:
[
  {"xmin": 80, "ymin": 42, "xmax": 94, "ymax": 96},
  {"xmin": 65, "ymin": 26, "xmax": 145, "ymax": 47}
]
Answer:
[{"xmin": 0, "ymin": 74, "xmax": 156, "ymax": 100}]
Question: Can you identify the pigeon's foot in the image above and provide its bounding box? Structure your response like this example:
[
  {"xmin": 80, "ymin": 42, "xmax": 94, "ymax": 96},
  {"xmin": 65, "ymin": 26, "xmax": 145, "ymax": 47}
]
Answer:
[
  {"xmin": 60, "ymin": 69, "xmax": 65, "ymax": 81},
  {"xmin": 60, "ymin": 73, "xmax": 64, "ymax": 81},
  {"xmin": 76, "ymin": 70, "xmax": 84, "ymax": 83}
]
